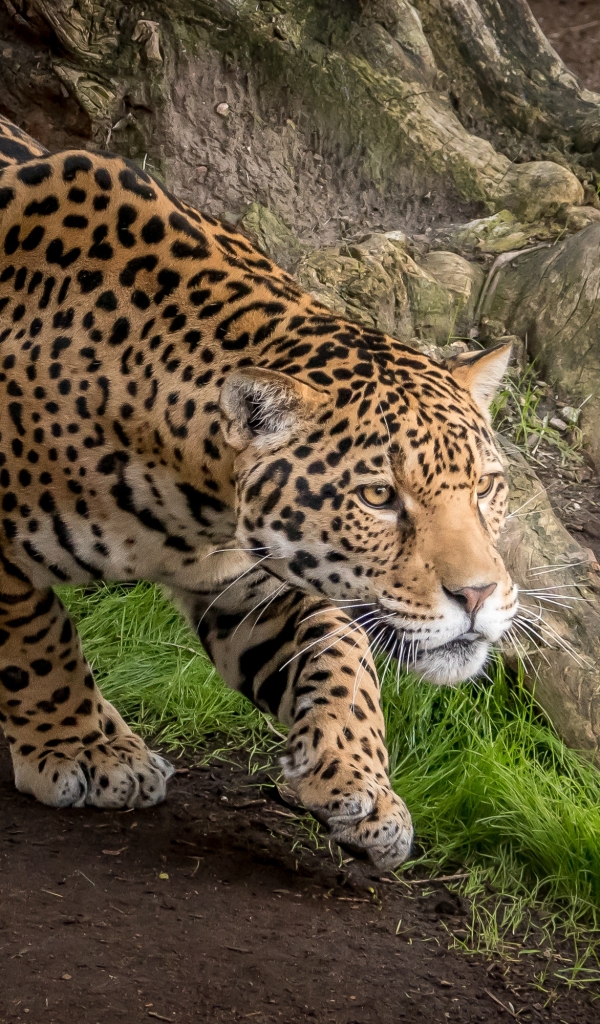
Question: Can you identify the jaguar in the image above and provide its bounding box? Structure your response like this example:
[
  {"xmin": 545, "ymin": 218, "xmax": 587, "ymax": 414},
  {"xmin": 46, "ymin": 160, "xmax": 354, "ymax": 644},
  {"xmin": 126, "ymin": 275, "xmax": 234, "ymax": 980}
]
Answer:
[{"xmin": 0, "ymin": 114, "xmax": 517, "ymax": 868}]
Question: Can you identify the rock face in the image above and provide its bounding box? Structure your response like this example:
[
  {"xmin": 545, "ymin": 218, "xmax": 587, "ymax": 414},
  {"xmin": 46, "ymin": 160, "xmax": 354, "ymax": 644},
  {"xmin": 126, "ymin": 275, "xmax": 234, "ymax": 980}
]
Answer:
[
  {"xmin": 479, "ymin": 224, "xmax": 600, "ymax": 467},
  {"xmin": 0, "ymin": 0, "xmax": 595, "ymax": 246},
  {"xmin": 297, "ymin": 233, "xmax": 483, "ymax": 344},
  {"xmin": 500, "ymin": 443, "xmax": 600, "ymax": 758}
]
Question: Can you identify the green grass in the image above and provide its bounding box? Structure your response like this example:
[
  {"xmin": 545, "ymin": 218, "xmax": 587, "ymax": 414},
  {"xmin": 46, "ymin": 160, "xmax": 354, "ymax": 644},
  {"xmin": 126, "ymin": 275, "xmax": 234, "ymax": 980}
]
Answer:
[
  {"xmin": 492, "ymin": 361, "xmax": 584, "ymax": 463},
  {"xmin": 382, "ymin": 660, "xmax": 600, "ymax": 985},
  {"xmin": 60, "ymin": 581, "xmax": 278, "ymax": 756},
  {"xmin": 61, "ymin": 581, "xmax": 600, "ymax": 988}
]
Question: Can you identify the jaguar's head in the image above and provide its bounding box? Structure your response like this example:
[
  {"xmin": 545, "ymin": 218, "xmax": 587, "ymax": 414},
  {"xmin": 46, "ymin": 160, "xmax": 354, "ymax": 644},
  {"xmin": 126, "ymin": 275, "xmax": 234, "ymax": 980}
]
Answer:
[{"xmin": 219, "ymin": 341, "xmax": 517, "ymax": 685}]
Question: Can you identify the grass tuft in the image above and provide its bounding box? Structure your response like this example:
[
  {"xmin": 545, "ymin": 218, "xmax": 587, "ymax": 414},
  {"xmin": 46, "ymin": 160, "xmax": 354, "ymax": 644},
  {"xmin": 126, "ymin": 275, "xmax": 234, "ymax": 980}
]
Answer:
[
  {"xmin": 382, "ymin": 658, "xmax": 600, "ymax": 984},
  {"xmin": 492, "ymin": 361, "xmax": 584, "ymax": 463}
]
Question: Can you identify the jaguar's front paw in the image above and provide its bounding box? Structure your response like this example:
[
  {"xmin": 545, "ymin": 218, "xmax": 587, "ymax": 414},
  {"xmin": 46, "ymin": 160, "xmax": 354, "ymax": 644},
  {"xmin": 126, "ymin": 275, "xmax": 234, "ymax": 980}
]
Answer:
[
  {"xmin": 284, "ymin": 753, "xmax": 413, "ymax": 870},
  {"xmin": 12, "ymin": 737, "xmax": 174, "ymax": 809},
  {"xmin": 324, "ymin": 785, "xmax": 414, "ymax": 870}
]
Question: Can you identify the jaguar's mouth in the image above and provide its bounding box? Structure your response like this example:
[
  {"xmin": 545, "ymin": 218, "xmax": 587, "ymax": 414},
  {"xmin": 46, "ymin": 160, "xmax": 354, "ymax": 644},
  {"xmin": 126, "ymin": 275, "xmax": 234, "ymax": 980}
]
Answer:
[
  {"xmin": 411, "ymin": 632, "xmax": 490, "ymax": 686},
  {"xmin": 427, "ymin": 631, "xmax": 485, "ymax": 655},
  {"xmin": 365, "ymin": 620, "xmax": 490, "ymax": 686},
  {"xmin": 366, "ymin": 622, "xmax": 485, "ymax": 658}
]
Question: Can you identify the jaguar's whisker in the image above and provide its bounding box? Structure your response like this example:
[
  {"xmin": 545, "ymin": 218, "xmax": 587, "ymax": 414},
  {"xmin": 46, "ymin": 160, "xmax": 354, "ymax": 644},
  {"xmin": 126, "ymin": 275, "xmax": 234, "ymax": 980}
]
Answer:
[
  {"xmin": 528, "ymin": 560, "xmax": 589, "ymax": 576},
  {"xmin": 233, "ymin": 581, "xmax": 289, "ymax": 638},
  {"xmin": 379, "ymin": 632, "xmax": 398, "ymax": 681},
  {"xmin": 349, "ymin": 642, "xmax": 376, "ymax": 720},
  {"xmin": 367, "ymin": 625, "xmax": 388, "ymax": 660},
  {"xmin": 378, "ymin": 402, "xmax": 392, "ymax": 447},
  {"xmin": 515, "ymin": 609, "xmax": 588, "ymax": 667},
  {"xmin": 299, "ymin": 602, "xmax": 376, "ymax": 627},
  {"xmin": 508, "ymin": 621, "xmax": 549, "ymax": 668},
  {"xmin": 505, "ymin": 489, "xmax": 546, "ymax": 520},
  {"xmin": 196, "ymin": 554, "xmax": 271, "ymax": 627},
  {"xmin": 504, "ymin": 626, "xmax": 538, "ymax": 675},
  {"xmin": 203, "ymin": 545, "xmax": 271, "ymax": 559},
  {"xmin": 251, "ymin": 583, "xmax": 290, "ymax": 634},
  {"xmin": 317, "ymin": 616, "xmax": 382, "ymax": 663},
  {"xmin": 279, "ymin": 612, "xmax": 380, "ymax": 671}
]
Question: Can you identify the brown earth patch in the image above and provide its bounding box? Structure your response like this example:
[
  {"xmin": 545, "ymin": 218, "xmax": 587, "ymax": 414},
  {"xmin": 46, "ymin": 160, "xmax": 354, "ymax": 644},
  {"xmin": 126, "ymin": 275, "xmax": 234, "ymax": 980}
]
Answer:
[
  {"xmin": 528, "ymin": 0, "xmax": 600, "ymax": 93},
  {"xmin": 1, "ymin": 745, "xmax": 598, "ymax": 1024}
]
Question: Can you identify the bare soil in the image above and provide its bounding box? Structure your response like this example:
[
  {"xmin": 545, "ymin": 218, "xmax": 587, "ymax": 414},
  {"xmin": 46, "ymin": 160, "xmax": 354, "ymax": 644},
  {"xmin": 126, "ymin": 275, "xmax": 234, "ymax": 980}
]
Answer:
[
  {"xmin": 528, "ymin": 0, "xmax": 600, "ymax": 93},
  {"xmin": 509, "ymin": 383, "xmax": 600, "ymax": 563},
  {"xmin": 1, "ymin": 745, "xmax": 598, "ymax": 1024},
  {"xmin": 535, "ymin": 450, "xmax": 600, "ymax": 564}
]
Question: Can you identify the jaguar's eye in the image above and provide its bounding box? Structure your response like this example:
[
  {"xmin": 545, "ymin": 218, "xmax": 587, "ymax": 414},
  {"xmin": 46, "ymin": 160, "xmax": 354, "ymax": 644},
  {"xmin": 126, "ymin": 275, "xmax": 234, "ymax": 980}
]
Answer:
[
  {"xmin": 358, "ymin": 484, "xmax": 397, "ymax": 509},
  {"xmin": 476, "ymin": 474, "xmax": 495, "ymax": 500}
]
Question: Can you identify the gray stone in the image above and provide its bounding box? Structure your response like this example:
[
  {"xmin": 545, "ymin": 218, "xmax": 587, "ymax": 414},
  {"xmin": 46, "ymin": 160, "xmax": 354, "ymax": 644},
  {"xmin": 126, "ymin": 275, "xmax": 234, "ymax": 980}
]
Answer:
[
  {"xmin": 498, "ymin": 442, "xmax": 600, "ymax": 760},
  {"xmin": 480, "ymin": 223, "xmax": 600, "ymax": 466}
]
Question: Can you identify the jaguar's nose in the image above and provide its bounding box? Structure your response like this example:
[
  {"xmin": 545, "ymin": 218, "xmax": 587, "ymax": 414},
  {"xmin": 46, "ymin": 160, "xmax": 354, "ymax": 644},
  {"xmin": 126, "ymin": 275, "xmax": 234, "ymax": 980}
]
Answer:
[{"xmin": 444, "ymin": 583, "xmax": 497, "ymax": 615}]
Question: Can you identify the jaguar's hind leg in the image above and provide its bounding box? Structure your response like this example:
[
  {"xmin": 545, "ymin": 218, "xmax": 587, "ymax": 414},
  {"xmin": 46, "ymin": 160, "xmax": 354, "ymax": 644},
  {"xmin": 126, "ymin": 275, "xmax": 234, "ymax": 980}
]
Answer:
[{"xmin": 0, "ymin": 551, "xmax": 173, "ymax": 807}]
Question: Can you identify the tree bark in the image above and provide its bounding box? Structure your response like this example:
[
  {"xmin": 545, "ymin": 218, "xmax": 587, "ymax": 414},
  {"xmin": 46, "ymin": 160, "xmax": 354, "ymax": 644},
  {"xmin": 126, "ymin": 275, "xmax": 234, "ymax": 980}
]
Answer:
[{"xmin": 0, "ymin": 0, "xmax": 597, "ymax": 235}]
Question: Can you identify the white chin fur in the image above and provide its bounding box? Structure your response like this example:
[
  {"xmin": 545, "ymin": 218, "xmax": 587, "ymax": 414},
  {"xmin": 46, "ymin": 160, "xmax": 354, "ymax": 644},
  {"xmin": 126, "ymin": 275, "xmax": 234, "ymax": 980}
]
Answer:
[{"xmin": 414, "ymin": 639, "xmax": 489, "ymax": 686}]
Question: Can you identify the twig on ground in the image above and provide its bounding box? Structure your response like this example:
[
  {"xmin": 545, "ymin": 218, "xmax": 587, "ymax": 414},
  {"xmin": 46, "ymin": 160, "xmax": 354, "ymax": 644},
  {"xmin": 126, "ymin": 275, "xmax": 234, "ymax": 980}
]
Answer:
[
  {"xmin": 549, "ymin": 20, "xmax": 600, "ymax": 38},
  {"xmin": 75, "ymin": 869, "xmax": 95, "ymax": 886},
  {"xmin": 484, "ymin": 989, "xmax": 519, "ymax": 1018},
  {"xmin": 406, "ymin": 872, "xmax": 470, "ymax": 886}
]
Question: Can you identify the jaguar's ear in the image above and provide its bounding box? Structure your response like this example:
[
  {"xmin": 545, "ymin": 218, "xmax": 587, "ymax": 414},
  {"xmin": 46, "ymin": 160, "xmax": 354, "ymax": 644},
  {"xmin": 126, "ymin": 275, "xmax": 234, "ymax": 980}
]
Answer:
[
  {"xmin": 219, "ymin": 367, "xmax": 327, "ymax": 451},
  {"xmin": 445, "ymin": 342, "xmax": 512, "ymax": 415}
]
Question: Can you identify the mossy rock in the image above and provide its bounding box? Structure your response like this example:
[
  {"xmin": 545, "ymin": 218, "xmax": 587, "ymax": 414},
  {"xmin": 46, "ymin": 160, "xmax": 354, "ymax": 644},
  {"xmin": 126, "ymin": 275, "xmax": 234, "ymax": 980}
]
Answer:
[
  {"xmin": 417, "ymin": 250, "xmax": 484, "ymax": 337},
  {"xmin": 238, "ymin": 203, "xmax": 305, "ymax": 271},
  {"xmin": 297, "ymin": 233, "xmax": 479, "ymax": 343},
  {"xmin": 297, "ymin": 236, "xmax": 413, "ymax": 338}
]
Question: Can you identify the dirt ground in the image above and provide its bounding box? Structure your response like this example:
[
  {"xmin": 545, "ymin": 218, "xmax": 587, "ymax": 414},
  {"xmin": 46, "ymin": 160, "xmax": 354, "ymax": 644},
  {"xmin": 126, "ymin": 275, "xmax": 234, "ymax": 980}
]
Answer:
[
  {"xmin": 509, "ymin": 386, "xmax": 600, "ymax": 563},
  {"xmin": 535, "ymin": 450, "xmax": 600, "ymax": 565},
  {"xmin": 2, "ymin": 745, "xmax": 598, "ymax": 1024}
]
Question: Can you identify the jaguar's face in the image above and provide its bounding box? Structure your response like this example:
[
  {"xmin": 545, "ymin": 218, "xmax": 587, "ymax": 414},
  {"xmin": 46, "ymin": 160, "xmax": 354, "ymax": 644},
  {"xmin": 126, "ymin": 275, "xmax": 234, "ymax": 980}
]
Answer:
[{"xmin": 220, "ymin": 344, "xmax": 518, "ymax": 685}]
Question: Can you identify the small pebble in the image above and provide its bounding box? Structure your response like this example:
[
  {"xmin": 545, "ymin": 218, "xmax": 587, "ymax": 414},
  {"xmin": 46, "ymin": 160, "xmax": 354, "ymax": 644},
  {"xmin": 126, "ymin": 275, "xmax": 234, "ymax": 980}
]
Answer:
[
  {"xmin": 549, "ymin": 416, "xmax": 568, "ymax": 432},
  {"xmin": 561, "ymin": 405, "xmax": 580, "ymax": 425},
  {"xmin": 216, "ymin": 102, "xmax": 229, "ymax": 116}
]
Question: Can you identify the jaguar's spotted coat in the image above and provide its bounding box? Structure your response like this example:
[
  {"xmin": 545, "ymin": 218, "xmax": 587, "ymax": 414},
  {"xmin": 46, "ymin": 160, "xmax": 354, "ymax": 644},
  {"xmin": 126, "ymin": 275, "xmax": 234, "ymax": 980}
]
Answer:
[{"xmin": 0, "ymin": 115, "xmax": 517, "ymax": 868}]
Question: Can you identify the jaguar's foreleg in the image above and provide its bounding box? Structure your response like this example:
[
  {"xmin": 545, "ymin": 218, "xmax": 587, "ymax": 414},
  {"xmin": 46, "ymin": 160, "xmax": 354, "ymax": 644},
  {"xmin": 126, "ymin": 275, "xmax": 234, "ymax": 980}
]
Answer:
[{"xmin": 175, "ymin": 570, "xmax": 412, "ymax": 870}]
